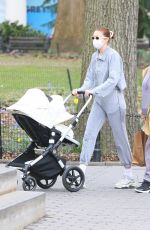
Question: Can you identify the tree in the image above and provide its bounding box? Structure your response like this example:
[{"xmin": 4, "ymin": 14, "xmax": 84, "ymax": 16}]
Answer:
[
  {"xmin": 52, "ymin": 0, "xmax": 149, "ymax": 50},
  {"xmin": 79, "ymin": 0, "xmax": 139, "ymax": 151},
  {"xmin": 51, "ymin": 0, "xmax": 85, "ymax": 53},
  {"xmin": 138, "ymin": 0, "xmax": 150, "ymax": 38}
]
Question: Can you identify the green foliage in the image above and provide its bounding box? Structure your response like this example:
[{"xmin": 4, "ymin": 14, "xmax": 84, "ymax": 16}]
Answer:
[
  {"xmin": 137, "ymin": 48, "xmax": 150, "ymax": 66},
  {"xmin": 0, "ymin": 21, "xmax": 44, "ymax": 43},
  {"xmin": 138, "ymin": 0, "xmax": 150, "ymax": 38},
  {"xmin": 41, "ymin": 0, "xmax": 58, "ymax": 30}
]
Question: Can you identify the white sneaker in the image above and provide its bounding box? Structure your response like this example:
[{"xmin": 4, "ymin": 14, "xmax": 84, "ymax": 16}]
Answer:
[
  {"xmin": 79, "ymin": 164, "xmax": 86, "ymax": 174},
  {"xmin": 82, "ymin": 184, "xmax": 87, "ymax": 189},
  {"xmin": 79, "ymin": 164, "xmax": 86, "ymax": 189},
  {"xmin": 115, "ymin": 177, "xmax": 137, "ymax": 189}
]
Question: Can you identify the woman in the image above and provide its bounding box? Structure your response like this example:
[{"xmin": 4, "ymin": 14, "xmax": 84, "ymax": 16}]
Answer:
[
  {"xmin": 135, "ymin": 66, "xmax": 150, "ymax": 193},
  {"xmin": 72, "ymin": 27, "xmax": 136, "ymax": 189}
]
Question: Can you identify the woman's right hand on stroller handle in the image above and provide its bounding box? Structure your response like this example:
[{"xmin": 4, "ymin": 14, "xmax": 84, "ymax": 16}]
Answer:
[
  {"xmin": 77, "ymin": 90, "xmax": 85, "ymax": 95},
  {"xmin": 78, "ymin": 90, "xmax": 93, "ymax": 97},
  {"xmin": 72, "ymin": 89, "xmax": 93, "ymax": 97}
]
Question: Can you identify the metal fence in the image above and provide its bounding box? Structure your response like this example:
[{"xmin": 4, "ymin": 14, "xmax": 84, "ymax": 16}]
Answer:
[
  {"xmin": 0, "ymin": 110, "xmax": 30, "ymax": 157},
  {"xmin": 0, "ymin": 107, "xmax": 141, "ymax": 160}
]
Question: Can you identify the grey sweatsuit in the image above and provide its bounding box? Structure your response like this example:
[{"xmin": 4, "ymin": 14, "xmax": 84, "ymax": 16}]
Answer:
[
  {"xmin": 78, "ymin": 47, "xmax": 132, "ymax": 167},
  {"xmin": 142, "ymin": 69, "xmax": 150, "ymax": 182}
]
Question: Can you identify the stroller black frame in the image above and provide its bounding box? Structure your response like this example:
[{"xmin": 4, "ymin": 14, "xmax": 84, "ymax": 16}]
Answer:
[{"xmin": 8, "ymin": 92, "xmax": 92, "ymax": 192}]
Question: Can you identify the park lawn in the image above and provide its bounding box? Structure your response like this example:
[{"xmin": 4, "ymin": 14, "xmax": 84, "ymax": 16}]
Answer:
[
  {"xmin": 0, "ymin": 54, "xmax": 81, "ymax": 106},
  {"xmin": 0, "ymin": 53, "xmax": 142, "ymax": 107}
]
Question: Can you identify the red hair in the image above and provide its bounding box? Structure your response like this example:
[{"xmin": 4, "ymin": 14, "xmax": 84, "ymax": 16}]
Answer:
[{"xmin": 97, "ymin": 27, "xmax": 114, "ymax": 39}]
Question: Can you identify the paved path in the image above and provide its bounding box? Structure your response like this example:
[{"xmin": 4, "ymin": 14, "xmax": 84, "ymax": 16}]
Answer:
[{"xmin": 18, "ymin": 165, "xmax": 150, "ymax": 230}]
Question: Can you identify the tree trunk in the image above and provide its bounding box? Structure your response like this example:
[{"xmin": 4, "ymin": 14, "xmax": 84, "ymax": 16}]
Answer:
[
  {"xmin": 51, "ymin": 0, "xmax": 85, "ymax": 53},
  {"xmin": 79, "ymin": 0, "xmax": 139, "ymax": 152}
]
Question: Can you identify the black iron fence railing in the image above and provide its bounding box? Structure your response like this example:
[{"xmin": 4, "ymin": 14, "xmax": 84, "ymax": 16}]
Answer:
[{"xmin": 0, "ymin": 109, "xmax": 141, "ymax": 161}]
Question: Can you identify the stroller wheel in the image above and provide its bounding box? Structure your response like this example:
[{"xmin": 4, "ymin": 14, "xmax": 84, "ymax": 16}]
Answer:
[
  {"xmin": 22, "ymin": 176, "xmax": 37, "ymax": 191},
  {"xmin": 37, "ymin": 177, "xmax": 57, "ymax": 189},
  {"xmin": 62, "ymin": 166, "xmax": 85, "ymax": 192}
]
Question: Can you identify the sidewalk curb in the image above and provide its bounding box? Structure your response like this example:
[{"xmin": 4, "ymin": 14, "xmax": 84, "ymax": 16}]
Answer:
[
  {"xmin": 66, "ymin": 161, "xmax": 122, "ymax": 166},
  {"xmin": 0, "ymin": 159, "xmax": 122, "ymax": 166}
]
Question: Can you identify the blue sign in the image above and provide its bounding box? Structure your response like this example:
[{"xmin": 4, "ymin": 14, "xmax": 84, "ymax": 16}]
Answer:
[{"xmin": 27, "ymin": 0, "xmax": 57, "ymax": 37}]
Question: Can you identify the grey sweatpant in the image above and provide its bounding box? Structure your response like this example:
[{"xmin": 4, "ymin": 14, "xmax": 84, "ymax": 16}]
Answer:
[
  {"xmin": 80, "ymin": 99, "xmax": 132, "ymax": 167},
  {"xmin": 144, "ymin": 136, "xmax": 150, "ymax": 182}
]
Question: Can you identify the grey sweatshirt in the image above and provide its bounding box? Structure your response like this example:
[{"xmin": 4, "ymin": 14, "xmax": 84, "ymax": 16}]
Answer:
[
  {"xmin": 79, "ymin": 47, "xmax": 126, "ymax": 96},
  {"xmin": 78, "ymin": 47, "xmax": 127, "ymax": 114}
]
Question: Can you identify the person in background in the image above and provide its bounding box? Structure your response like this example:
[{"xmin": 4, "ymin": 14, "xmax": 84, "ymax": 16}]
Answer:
[
  {"xmin": 72, "ymin": 27, "xmax": 136, "ymax": 189},
  {"xmin": 135, "ymin": 66, "xmax": 150, "ymax": 193}
]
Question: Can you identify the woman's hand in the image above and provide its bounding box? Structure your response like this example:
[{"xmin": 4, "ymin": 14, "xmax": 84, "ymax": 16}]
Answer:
[
  {"xmin": 72, "ymin": 89, "xmax": 93, "ymax": 97},
  {"xmin": 141, "ymin": 113, "xmax": 146, "ymax": 121},
  {"xmin": 72, "ymin": 89, "xmax": 78, "ymax": 96},
  {"xmin": 141, "ymin": 113, "xmax": 147, "ymax": 126},
  {"xmin": 85, "ymin": 90, "xmax": 93, "ymax": 97}
]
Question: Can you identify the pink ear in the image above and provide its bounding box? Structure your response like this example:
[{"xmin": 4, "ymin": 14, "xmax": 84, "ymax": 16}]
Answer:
[{"xmin": 110, "ymin": 31, "xmax": 114, "ymax": 38}]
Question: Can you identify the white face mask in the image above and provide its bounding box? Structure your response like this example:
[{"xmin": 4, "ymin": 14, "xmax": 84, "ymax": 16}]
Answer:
[{"xmin": 93, "ymin": 39, "xmax": 103, "ymax": 50}]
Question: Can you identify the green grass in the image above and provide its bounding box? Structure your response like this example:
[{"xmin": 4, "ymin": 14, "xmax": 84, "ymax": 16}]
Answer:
[
  {"xmin": 0, "ymin": 54, "xmax": 81, "ymax": 106},
  {"xmin": 0, "ymin": 53, "xmax": 144, "ymax": 108}
]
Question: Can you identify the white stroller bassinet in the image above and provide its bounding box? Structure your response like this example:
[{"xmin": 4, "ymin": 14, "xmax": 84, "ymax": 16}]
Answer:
[{"xmin": 7, "ymin": 88, "xmax": 80, "ymax": 146}]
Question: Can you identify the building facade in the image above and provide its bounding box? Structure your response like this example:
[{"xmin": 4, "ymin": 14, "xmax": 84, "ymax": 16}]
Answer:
[
  {"xmin": 0, "ymin": 0, "xmax": 6, "ymax": 23},
  {"xmin": 0, "ymin": 0, "xmax": 26, "ymax": 25},
  {"xmin": 27, "ymin": 0, "xmax": 57, "ymax": 36},
  {"xmin": 0, "ymin": 0, "xmax": 57, "ymax": 36},
  {"xmin": 6, "ymin": 0, "xmax": 27, "ymax": 25}
]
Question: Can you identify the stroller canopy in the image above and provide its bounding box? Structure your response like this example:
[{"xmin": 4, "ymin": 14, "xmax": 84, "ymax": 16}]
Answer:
[{"xmin": 7, "ymin": 88, "xmax": 74, "ymax": 129}]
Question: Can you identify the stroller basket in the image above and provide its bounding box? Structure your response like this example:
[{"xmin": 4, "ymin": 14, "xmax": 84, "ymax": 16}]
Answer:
[{"xmin": 8, "ymin": 143, "xmax": 65, "ymax": 179}]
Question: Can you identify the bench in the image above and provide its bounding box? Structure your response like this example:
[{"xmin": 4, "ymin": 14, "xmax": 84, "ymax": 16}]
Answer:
[
  {"xmin": 8, "ymin": 36, "xmax": 51, "ymax": 52},
  {"xmin": 137, "ymin": 38, "xmax": 149, "ymax": 49},
  {"xmin": 0, "ymin": 37, "xmax": 4, "ymax": 51}
]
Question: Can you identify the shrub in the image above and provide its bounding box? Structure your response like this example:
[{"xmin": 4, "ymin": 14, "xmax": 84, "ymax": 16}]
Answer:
[{"xmin": 0, "ymin": 21, "xmax": 45, "ymax": 44}]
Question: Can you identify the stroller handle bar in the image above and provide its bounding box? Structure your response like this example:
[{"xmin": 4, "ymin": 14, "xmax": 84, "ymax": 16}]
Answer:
[
  {"xmin": 77, "ymin": 90, "xmax": 93, "ymax": 96},
  {"xmin": 63, "ymin": 90, "xmax": 93, "ymax": 104},
  {"xmin": 64, "ymin": 91, "xmax": 93, "ymax": 118},
  {"xmin": 59, "ymin": 92, "xmax": 92, "ymax": 144},
  {"xmin": 76, "ymin": 93, "xmax": 92, "ymax": 118}
]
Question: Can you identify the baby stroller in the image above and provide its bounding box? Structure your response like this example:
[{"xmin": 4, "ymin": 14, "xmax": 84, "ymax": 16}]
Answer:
[{"xmin": 7, "ymin": 88, "xmax": 92, "ymax": 192}]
